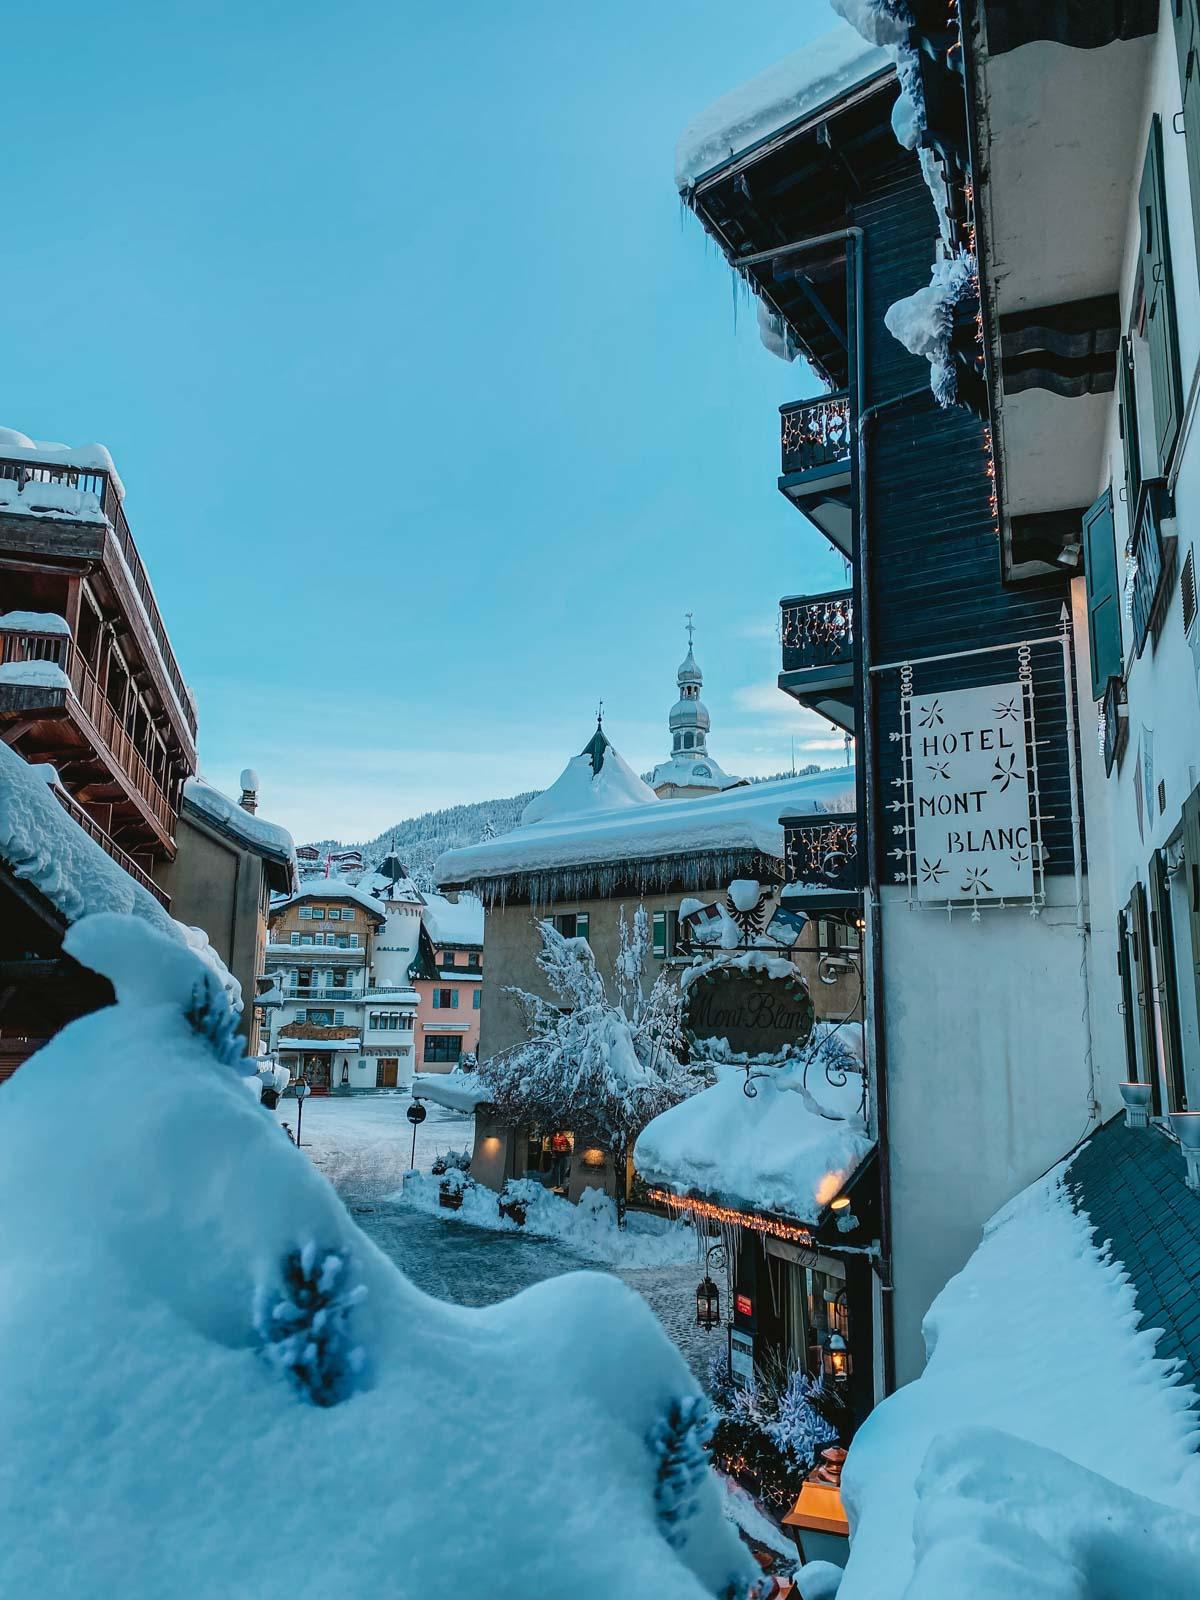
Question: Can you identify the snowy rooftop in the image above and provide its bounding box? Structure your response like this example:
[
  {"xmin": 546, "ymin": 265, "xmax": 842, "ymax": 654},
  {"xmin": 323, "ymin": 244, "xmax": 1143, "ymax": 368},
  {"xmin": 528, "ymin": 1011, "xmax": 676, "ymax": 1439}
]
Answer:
[
  {"xmin": 649, "ymin": 753, "xmax": 742, "ymax": 793},
  {"xmin": 422, "ymin": 891, "xmax": 484, "ymax": 949},
  {"xmin": 437, "ymin": 767, "xmax": 855, "ymax": 895},
  {"xmin": 520, "ymin": 745, "xmax": 658, "ymax": 827},
  {"xmin": 675, "ymin": 24, "xmax": 890, "ymax": 190},
  {"xmin": 272, "ymin": 878, "xmax": 388, "ymax": 921},
  {"xmin": 634, "ymin": 1022, "xmax": 873, "ymax": 1224},
  {"xmin": 183, "ymin": 779, "xmax": 298, "ymax": 890},
  {"xmin": 412, "ymin": 1069, "xmax": 492, "ymax": 1114}
]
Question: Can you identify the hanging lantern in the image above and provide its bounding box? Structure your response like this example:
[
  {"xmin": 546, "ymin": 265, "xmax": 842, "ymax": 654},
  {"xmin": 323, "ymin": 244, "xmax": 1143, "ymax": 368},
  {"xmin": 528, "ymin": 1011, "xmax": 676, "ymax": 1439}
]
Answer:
[
  {"xmin": 695, "ymin": 1275, "xmax": 721, "ymax": 1329},
  {"xmin": 823, "ymin": 1331, "xmax": 851, "ymax": 1383}
]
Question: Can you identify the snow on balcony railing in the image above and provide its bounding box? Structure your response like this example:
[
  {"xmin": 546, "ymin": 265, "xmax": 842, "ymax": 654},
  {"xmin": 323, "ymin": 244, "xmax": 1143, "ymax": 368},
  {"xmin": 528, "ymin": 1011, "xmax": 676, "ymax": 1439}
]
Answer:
[
  {"xmin": 0, "ymin": 456, "xmax": 197, "ymax": 740},
  {"xmin": 780, "ymin": 589, "xmax": 855, "ymax": 675},
  {"xmin": 52, "ymin": 785, "xmax": 169, "ymax": 908},
  {"xmin": 779, "ymin": 391, "xmax": 851, "ymax": 476}
]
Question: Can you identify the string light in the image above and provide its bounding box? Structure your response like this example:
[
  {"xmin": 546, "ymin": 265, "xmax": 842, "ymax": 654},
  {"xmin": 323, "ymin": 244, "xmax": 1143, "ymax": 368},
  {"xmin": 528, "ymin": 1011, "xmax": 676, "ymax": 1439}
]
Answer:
[{"xmin": 649, "ymin": 1188, "xmax": 816, "ymax": 1246}]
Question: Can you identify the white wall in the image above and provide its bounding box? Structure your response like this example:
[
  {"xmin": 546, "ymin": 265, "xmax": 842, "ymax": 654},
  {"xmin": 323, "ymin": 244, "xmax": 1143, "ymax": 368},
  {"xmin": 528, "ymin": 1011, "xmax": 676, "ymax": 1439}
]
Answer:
[
  {"xmin": 881, "ymin": 875, "xmax": 1098, "ymax": 1382},
  {"xmin": 371, "ymin": 901, "xmax": 423, "ymax": 989}
]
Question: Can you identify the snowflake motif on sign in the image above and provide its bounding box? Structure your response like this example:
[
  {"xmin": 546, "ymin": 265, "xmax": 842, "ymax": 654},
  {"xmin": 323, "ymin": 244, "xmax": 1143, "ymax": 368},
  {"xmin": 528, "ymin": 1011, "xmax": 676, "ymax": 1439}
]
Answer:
[
  {"xmin": 993, "ymin": 694, "xmax": 1021, "ymax": 723},
  {"xmin": 920, "ymin": 857, "xmax": 947, "ymax": 885},
  {"xmin": 925, "ymin": 760, "xmax": 950, "ymax": 782},
  {"xmin": 918, "ymin": 700, "xmax": 944, "ymax": 729},
  {"xmin": 960, "ymin": 867, "xmax": 994, "ymax": 896},
  {"xmin": 991, "ymin": 752, "xmax": 1023, "ymax": 791},
  {"xmin": 1010, "ymin": 848, "xmax": 1030, "ymax": 866}
]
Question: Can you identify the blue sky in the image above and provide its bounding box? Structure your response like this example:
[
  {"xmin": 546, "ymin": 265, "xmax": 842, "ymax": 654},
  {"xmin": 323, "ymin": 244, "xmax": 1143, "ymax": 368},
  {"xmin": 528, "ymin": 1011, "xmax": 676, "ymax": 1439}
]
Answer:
[{"xmin": 2, "ymin": 0, "xmax": 845, "ymax": 843}]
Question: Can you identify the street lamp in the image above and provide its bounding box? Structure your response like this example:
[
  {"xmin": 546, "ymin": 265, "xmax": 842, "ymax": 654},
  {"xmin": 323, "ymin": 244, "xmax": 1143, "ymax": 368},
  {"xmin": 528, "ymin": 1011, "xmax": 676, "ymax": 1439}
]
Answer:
[
  {"xmin": 294, "ymin": 1078, "xmax": 309, "ymax": 1147},
  {"xmin": 822, "ymin": 1330, "xmax": 851, "ymax": 1383},
  {"xmin": 695, "ymin": 1241, "xmax": 726, "ymax": 1329}
]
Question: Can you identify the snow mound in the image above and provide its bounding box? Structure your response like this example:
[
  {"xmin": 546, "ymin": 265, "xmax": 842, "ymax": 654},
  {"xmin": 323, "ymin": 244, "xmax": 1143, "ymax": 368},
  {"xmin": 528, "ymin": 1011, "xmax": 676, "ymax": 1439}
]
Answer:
[
  {"xmin": 421, "ymin": 889, "xmax": 484, "ymax": 947},
  {"xmin": 0, "ymin": 610, "xmax": 72, "ymax": 635},
  {"xmin": 0, "ymin": 424, "xmax": 125, "ymax": 499},
  {"xmin": 634, "ymin": 1030, "xmax": 871, "ymax": 1224},
  {"xmin": 883, "ymin": 251, "xmax": 977, "ymax": 409},
  {"xmin": 0, "ymin": 915, "xmax": 756, "ymax": 1599},
  {"xmin": 521, "ymin": 747, "xmax": 659, "ymax": 827},
  {"xmin": 412, "ymin": 1069, "xmax": 492, "ymax": 1113},
  {"xmin": 836, "ymin": 1167, "xmax": 1200, "ymax": 1600},
  {"xmin": 676, "ymin": 25, "xmax": 890, "ymax": 189},
  {"xmin": 0, "ymin": 660, "xmax": 72, "ymax": 691}
]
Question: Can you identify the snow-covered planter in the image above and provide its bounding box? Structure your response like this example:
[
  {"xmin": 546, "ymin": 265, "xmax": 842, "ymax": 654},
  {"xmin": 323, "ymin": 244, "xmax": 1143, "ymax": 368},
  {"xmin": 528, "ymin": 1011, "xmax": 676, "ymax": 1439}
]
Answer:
[{"xmin": 438, "ymin": 1168, "xmax": 469, "ymax": 1209}]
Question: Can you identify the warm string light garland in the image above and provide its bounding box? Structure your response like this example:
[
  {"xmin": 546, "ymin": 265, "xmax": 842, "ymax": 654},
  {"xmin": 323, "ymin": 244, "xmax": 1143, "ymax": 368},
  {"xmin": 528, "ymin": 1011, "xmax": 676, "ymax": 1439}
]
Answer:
[{"xmin": 649, "ymin": 1188, "xmax": 816, "ymax": 1246}]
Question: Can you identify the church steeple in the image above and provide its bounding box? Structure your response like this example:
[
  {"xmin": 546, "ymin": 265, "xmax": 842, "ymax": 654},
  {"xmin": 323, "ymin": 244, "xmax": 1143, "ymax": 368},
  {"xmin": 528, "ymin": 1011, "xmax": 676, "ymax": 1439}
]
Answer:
[
  {"xmin": 579, "ymin": 704, "xmax": 611, "ymax": 775},
  {"xmin": 649, "ymin": 615, "xmax": 742, "ymax": 799}
]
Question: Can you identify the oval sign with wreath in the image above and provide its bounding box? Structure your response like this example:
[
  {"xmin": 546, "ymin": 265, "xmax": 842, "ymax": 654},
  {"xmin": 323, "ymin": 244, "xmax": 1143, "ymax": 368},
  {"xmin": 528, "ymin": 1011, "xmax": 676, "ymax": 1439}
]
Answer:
[{"xmin": 684, "ymin": 959, "xmax": 815, "ymax": 1061}]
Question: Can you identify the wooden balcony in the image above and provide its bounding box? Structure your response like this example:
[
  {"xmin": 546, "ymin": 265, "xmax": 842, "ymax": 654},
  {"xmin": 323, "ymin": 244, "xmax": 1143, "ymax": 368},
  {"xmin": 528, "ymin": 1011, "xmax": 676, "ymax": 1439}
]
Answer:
[
  {"xmin": 0, "ymin": 455, "xmax": 196, "ymax": 759},
  {"xmin": 780, "ymin": 813, "xmax": 863, "ymax": 911},
  {"xmin": 778, "ymin": 393, "xmax": 854, "ymax": 555},
  {"xmin": 0, "ymin": 626, "xmax": 177, "ymax": 859},
  {"xmin": 778, "ymin": 590, "xmax": 856, "ymax": 733}
]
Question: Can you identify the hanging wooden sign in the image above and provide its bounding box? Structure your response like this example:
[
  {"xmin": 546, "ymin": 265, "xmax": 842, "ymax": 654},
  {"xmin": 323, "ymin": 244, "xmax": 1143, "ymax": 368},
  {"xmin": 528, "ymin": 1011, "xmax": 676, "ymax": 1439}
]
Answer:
[
  {"xmin": 684, "ymin": 960, "xmax": 815, "ymax": 1058},
  {"xmin": 909, "ymin": 680, "xmax": 1034, "ymax": 903}
]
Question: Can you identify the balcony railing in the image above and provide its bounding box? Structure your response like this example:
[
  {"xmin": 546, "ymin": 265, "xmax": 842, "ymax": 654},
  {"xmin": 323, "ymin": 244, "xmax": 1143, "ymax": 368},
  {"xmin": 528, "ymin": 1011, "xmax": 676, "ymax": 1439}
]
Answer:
[
  {"xmin": 782, "ymin": 814, "xmax": 862, "ymax": 900},
  {"xmin": 780, "ymin": 590, "xmax": 855, "ymax": 674},
  {"xmin": 281, "ymin": 986, "xmax": 361, "ymax": 1002},
  {"xmin": 780, "ymin": 392, "xmax": 851, "ymax": 476},
  {"xmin": 0, "ymin": 456, "xmax": 196, "ymax": 739},
  {"xmin": 1102, "ymin": 677, "xmax": 1128, "ymax": 778},
  {"xmin": 0, "ymin": 627, "xmax": 175, "ymax": 838},
  {"xmin": 52, "ymin": 786, "xmax": 169, "ymax": 907}
]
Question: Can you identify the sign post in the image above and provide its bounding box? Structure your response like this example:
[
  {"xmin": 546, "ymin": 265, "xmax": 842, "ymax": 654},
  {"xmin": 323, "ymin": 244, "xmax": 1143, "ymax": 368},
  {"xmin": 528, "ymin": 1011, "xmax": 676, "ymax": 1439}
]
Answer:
[
  {"xmin": 406, "ymin": 1098, "xmax": 427, "ymax": 1171},
  {"xmin": 294, "ymin": 1078, "xmax": 309, "ymax": 1147},
  {"xmin": 909, "ymin": 681, "xmax": 1035, "ymax": 906}
]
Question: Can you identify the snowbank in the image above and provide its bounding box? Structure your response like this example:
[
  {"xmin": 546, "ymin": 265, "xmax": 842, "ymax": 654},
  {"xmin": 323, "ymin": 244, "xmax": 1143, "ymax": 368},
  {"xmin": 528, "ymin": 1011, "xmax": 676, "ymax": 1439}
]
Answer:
[
  {"xmin": 183, "ymin": 777, "xmax": 298, "ymax": 881},
  {"xmin": 437, "ymin": 768, "xmax": 855, "ymax": 898},
  {"xmin": 521, "ymin": 746, "xmax": 658, "ymax": 826},
  {"xmin": 0, "ymin": 914, "xmax": 755, "ymax": 1599},
  {"xmin": 412, "ymin": 1069, "xmax": 492, "ymax": 1113},
  {"xmin": 0, "ymin": 609, "xmax": 71, "ymax": 635},
  {"xmin": 422, "ymin": 889, "xmax": 484, "ymax": 947},
  {"xmin": 836, "ymin": 1168, "xmax": 1200, "ymax": 1600},
  {"xmin": 0, "ymin": 474, "xmax": 106, "ymax": 523},
  {"xmin": 0, "ymin": 739, "xmax": 240, "ymax": 1010},
  {"xmin": 675, "ymin": 25, "xmax": 890, "ymax": 189},
  {"xmin": 399, "ymin": 1171, "xmax": 699, "ymax": 1269},
  {"xmin": 634, "ymin": 1041, "xmax": 871, "ymax": 1224}
]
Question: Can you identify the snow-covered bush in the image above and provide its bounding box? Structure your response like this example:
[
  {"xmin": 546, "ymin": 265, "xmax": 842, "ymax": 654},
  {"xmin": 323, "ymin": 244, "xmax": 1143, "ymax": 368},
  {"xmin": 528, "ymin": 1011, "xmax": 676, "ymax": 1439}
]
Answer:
[
  {"xmin": 651, "ymin": 1397, "xmax": 717, "ymax": 1548},
  {"xmin": 481, "ymin": 910, "xmax": 695, "ymax": 1217},
  {"xmin": 768, "ymin": 1369, "xmax": 842, "ymax": 1472},
  {"xmin": 255, "ymin": 1243, "xmax": 368, "ymax": 1407}
]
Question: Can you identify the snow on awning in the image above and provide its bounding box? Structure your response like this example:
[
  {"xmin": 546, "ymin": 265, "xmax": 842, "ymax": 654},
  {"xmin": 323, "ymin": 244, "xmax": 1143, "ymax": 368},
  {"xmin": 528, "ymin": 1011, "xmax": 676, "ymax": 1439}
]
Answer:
[
  {"xmin": 634, "ymin": 1038, "xmax": 872, "ymax": 1226},
  {"xmin": 421, "ymin": 891, "xmax": 484, "ymax": 948},
  {"xmin": 675, "ymin": 24, "xmax": 890, "ymax": 191}
]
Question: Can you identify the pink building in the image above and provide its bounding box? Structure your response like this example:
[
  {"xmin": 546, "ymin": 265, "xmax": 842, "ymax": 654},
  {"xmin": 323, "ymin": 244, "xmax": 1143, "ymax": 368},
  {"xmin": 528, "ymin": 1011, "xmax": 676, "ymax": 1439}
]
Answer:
[{"xmin": 411, "ymin": 891, "xmax": 484, "ymax": 1073}]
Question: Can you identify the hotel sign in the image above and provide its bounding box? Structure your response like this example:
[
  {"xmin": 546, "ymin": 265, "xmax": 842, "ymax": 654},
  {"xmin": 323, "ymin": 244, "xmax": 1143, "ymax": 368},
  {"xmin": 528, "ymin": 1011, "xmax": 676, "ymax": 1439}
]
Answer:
[
  {"xmin": 685, "ymin": 963, "xmax": 815, "ymax": 1059},
  {"xmin": 911, "ymin": 681, "xmax": 1033, "ymax": 903}
]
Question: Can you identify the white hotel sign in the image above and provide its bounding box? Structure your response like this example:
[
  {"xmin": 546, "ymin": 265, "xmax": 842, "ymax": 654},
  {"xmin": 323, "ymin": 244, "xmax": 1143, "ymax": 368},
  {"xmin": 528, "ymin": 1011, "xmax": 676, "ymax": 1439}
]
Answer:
[{"xmin": 911, "ymin": 681, "xmax": 1033, "ymax": 903}]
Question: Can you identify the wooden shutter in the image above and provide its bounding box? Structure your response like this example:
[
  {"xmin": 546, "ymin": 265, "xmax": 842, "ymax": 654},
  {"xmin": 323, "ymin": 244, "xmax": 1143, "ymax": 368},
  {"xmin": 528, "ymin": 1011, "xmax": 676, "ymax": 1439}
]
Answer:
[
  {"xmin": 1129, "ymin": 881, "xmax": 1162, "ymax": 1115},
  {"xmin": 1140, "ymin": 116, "xmax": 1185, "ymax": 471},
  {"xmin": 1082, "ymin": 488, "xmax": 1123, "ymax": 700},
  {"xmin": 652, "ymin": 911, "xmax": 667, "ymax": 958},
  {"xmin": 1117, "ymin": 335, "xmax": 1142, "ymax": 514},
  {"xmin": 1174, "ymin": 0, "xmax": 1200, "ymax": 273},
  {"xmin": 1117, "ymin": 908, "xmax": 1140, "ymax": 1082},
  {"xmin": 1149, "ymin": 849, "xmax": 1187, "ymax": 1109}
]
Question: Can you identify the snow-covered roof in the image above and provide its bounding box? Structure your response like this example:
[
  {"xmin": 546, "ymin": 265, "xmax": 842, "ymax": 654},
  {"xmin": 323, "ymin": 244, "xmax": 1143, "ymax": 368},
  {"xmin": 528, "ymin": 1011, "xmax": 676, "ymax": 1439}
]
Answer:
[
  {"xmin": 276, "ymin": 1036, "xmax": 362, "ymax": 1052},
  {"xmin": 675, "ymin": 24, "xmax": 891, "ymax": 190},
  {"xmin": 182, "ymin": 778, "xmax": 298, "ymax": 892},
  {"xmin": 271, "ymin": 879, "xmax": 387, "ymax": 921},
  {"xmin": 422, "ymin": 891, "xmax": 484, "ymax": 948},
  {"xmin": 0, "ymin": 425, "xmax": 125, "ymax": 499},
  {"xmin": 357, "ymin": 854, "xmax": 425, "ymax": 905},
  {"xmin": 0, "ymin": 909, "xmax": 755, "ymax": 1596},
  {"xmin": 649, "ymin": 753, "xmax": 742, "ymax": 793},
  {"xmin": 836, "ymin": 1163, "xmax": 1200, "ymax": 1600},
  {"xmin": 437, "ymin": 767, "xmax": 855, "ymax": 901},
  {"xmin": 413, "ymin": 1070, "xmax": 492, "ymax": 1113},
  {"xmin": 0, "ymin": 610, "xmax": 71, "ymax": 635},
  {"xmin": 634, "ymin": 1028, "xmax": 872, "ymax": 1224},
  {"xmin": 0, "ymin": 740, "xmax": 240, "ymax": 1010},
  {"xmin": 520, "ymin": 746, "xmax": 658, "ymax": 827}
]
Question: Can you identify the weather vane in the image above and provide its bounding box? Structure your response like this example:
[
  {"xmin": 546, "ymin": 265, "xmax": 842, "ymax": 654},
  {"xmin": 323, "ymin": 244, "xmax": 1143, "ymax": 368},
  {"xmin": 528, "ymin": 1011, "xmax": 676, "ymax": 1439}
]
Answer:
[{"xmin": 685, "ymin": 611, "xmax": 695, "ymax": 646}]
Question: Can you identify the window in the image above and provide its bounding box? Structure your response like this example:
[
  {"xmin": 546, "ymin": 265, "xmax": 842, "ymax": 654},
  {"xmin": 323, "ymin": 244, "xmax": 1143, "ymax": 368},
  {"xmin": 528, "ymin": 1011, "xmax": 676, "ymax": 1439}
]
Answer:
[
  {"xmin": 472, "ymin": 989, "xmax": 481, "ymax": 1010},
  {"xmin": 308, "ymin": 1010, "xmax": 333, "ymax": 1027},
  {"xmin": 424, "ymin": 1035, "xmax": 463, "ymax": 1064},
  {"xmin": 467, "ymin": 952, "xmax": 480, "ymax": 970},
  {"xmin": 349, "ymin": 934, "xmax": 359, "ymax": 948},
  {"xmin": 1137, "ymin": 116, "xmax": 1184, "ymax": 474},
  {"xmin": 553, "ymin": 912, "xmax": 590, "ymax": 942},
  {"xmin": 295, "ymin": 1010, "xmax": 307, "ymax": 1024},
  {"xmin": 370, "ymin": 1012, "xmax": 406, "ymax": 1031},
  {"xmin": 442, "ymin": 950, "xmax": 457, "ymax": 968},
  {"xmin": 1081, "ymin": 488, "xmax": 1122, "ymax": 701},
  {"xmin": 334, "ymin": 1010, "xmax": 345, "ymax": 1027},
  {"xmin": 652, "ymin": 909, "xmax": 679, "ymax": 959},
  {"xmin": 339, "ymin": 909, "xmax": 354, "ymax": 921},
  {"xmin": 1183, "ymin": 546, "xmax": 1197, "ymax": 636},
  {"xmin": 300, "ymin": 934, "xmax": 314, "ymax": 947},
  {"xmin": 311, "ymin": 907, "xmax": 326, "ymax": 920},
  {"xmin": 290, "ymin": 932, "xmax": 300, "ymax": 947},
  {"xmin": 1173, "ymin": 1, "xmax": 1200, "ymax": 309},
  {"xmin": 401, "ymin": 1015, "xmax": 414, "ymax": 1031},
  {"xmin": 433, "ymin": 989, "xmax": 459, "ymax": 1009},
  {"xmin": 299, "ymin": 907, "xmax": 312, "ymax": 920}
]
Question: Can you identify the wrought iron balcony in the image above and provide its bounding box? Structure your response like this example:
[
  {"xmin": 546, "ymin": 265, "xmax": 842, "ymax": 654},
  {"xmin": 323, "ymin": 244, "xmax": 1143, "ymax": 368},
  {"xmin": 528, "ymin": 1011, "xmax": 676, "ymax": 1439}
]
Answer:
[
  {"xmin": 778, "ymin": 590, "xmax": 856, "ymax": 733},
  {"xmin": 1102, "ymin": 676, "xmax": 1128, "ymax": 779},
  {"xmin": 778, "ymin": 393, "xmax": 854, "ymax": 555},
  {"xmin": 1130, "ymin": 481, "xmax": 1173, "ymax": 658},
  {"xmin": 781, "ymin": 814, "xmax": 863, "ymax": 909}
]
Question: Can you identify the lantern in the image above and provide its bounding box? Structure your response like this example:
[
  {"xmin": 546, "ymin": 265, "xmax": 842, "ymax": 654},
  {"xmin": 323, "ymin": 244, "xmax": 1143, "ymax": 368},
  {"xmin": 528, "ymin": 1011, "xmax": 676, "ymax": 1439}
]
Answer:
[
  {"xmin": 823, "ymin": 1331, "xmax": 851, "ymax": 1383},
  {"xmin": 695, "ymin": 1275, "xmax": 721, "ymax": 1329}
]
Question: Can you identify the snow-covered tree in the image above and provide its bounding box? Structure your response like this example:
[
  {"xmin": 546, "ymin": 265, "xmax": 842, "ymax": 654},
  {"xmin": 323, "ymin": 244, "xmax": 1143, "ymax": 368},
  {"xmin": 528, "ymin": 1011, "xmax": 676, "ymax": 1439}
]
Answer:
[
  {"xmin": 480, "ymin": 912, "xmax": 692, "ymax": 1220},
  {"xmin": 768, "ymin": 1368, "xmax": 841, "ymax": 1473},
  {"xmin": 255, "ymin": 1242, "xmax": 368, "ymax": 1408}
]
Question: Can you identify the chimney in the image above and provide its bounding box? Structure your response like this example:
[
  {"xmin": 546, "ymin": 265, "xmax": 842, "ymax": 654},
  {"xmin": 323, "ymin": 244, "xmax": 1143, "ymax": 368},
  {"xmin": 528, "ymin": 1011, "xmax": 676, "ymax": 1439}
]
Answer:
[{"xmin": 239, "ymin": 767, "xmax": 260, "ymax": 815}]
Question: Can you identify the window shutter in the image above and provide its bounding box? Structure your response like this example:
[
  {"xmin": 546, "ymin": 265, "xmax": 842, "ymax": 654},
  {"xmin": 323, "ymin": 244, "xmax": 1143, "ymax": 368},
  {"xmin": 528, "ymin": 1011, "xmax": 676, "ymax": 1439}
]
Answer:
[
  {"xmin": 1149, "ymin": 849, "xmax": 1187, "ymax": 1109},
  {"xmin": 1140, "ymin": 116, "xmax": 1184, "ymax": 472},
  {"xmin": 1117, "ymin": 908, "xmax": 1139, "ymax": 1082},
  {"xmin": 1117, "ymin": 336, "xmax": 1142, "ymax": 516},
  {"xmin": 1082, "ymin": 488, "xmax": 1122, "ymax": 700},
  {"xmin": 1130, "ymin": 881, "xmax": 1162, "ymax": 1115},
  {"xmin": 1182, "ymin": 786, "xmax": 1200, "ymax": 1049},
  {"xmin": 576, "ymin": 912, "xmax": 590, "ymax": 942},
  {"xmin": 1183, "ymin": 545, "xmax": 1197, "ymax": 634},
  {"xmin": 451, "ymin": 990, "xmax": 459, "ymax": 1009},
  {"xmin": 652, "ymin": 911, "xmax": 667, "ymax": 958}
]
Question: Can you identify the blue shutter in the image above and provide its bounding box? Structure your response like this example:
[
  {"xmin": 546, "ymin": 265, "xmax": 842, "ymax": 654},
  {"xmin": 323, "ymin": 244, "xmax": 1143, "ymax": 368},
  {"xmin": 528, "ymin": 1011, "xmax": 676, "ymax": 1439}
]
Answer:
[
  {"xmin": 1140, "ymin": 116, "xmax": 1184, "ymax": 471},
  {"xmin": 1117, "ymin": 336, "xmax": 1141, "ymax": 516},
  {"xmin": 652, "ymin": 911, "xmax": 667, "ymax": 958},
  {"xmin": 1082, "ymin": 488, "xmax": 1123, "ymax": 699},
  {"xmin": 451, "ymin": 990, "xmax": 459, "ymax": 1009}
]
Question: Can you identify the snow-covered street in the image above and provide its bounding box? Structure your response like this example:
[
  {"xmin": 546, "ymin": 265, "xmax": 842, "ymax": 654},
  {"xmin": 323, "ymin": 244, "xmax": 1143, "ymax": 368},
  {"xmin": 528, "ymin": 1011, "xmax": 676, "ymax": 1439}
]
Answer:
[{"xmin": 275, "ymin": 1092, "xmax": 726, "ymax": 1379}]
